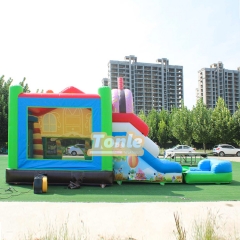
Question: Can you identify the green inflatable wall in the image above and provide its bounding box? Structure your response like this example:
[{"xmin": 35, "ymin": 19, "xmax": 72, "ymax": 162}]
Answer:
[
  {"xmin": 98, "ymin": 87, "xmax": 112, "ymax": 171},
  {"xmin": 8, "ymin": 85, "xmax": 23, "ymax": 169}
]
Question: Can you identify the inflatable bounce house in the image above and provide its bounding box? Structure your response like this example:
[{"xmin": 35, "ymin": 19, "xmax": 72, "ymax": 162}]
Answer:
[
  {"xmin": 7, "ymin": 85, "xmax": 114, "ymax": 186},
  {"xmin": 6, "ymin": 77, "xmax": 232, "ymax": 186}
]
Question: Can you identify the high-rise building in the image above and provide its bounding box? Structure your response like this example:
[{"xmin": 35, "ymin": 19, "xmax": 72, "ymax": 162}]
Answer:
[
  {"xmin": 197, "ymin": 62, "xmax": 240, "ymax": 113},
  {"xmin": 108, "ymin": 55, "xmax": 184, "ymax": 114},
  {"xmin": 101, "ymin": 78, "xmax": 109, "ymax": 86}
]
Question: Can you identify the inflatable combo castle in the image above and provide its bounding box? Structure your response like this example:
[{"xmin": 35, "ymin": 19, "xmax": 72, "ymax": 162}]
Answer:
[
  {"xmin": 7, "ymin": 85, "xmax": 113, "ymax": 186},
  {"xmin": 6, "ymin": 77, "xmax": 232, "ymax": 186}
]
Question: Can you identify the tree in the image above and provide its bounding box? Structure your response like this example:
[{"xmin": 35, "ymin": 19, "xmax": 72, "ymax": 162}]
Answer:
[
  {"xmin": 36, "ymin": 89, "xmax": 44, "ymax": 93},
  {"xmin": 0, "ymin": 76, "xmax": 31, "ymax": 143},
  {"xmin": 157, "ymin": 109, "xmax": 170, "ymax": 148},
  {"xmin": 170, "ymin": 101, "xmax": 193, "ymax": 145},
  {"xmin": 0, "ymin": 76, "xmax": 13, "ymax": 142},
  {"xmin": 167, "ymin": 107, "xmax": 178, "ymax": 146},
  {"xmin": 145, "ymin": 108, "xmax": 159, "ymax": 143},
  {"xmin": 192, "ymin": 98, "xmax": 212, "ymax": 152},
  {"xmin": 19, "ymin": 77, "xmax": 31, "ymax": 93},
  {"xmin": 157, "ymin": 120, "xmax": 168, "ymax": 147},
  {"xmin": 231, "ymin": 103, "xmax": 240, "ymax": 145},
  {"xmin": 210, "ymin": 97, "xmax": 234, "ymax": 144},
  {"xmin": 138, "ymin": 109, "xmax": 147, "ymax": 123}
]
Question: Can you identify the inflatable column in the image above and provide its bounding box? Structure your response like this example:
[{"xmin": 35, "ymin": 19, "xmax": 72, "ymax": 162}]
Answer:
[
  {"xmin": 112, "ymin": 77, "xmax": 133, "ymax": 113},
  {"xmin": 98, "ymin": 86, "xmax": 113, "ymax": 171},
  {"xmin": 8, "ymin": 85, "xmax": 23, "ymax": 169}
]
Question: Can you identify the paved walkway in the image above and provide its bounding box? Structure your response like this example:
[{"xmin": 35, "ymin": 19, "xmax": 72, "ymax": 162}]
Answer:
[
  {"xmin": 0, "ymin": 201, "xmax": 240, "ymax": 240},
  {"xmin": 208, "ymin": 156, "xmax": 240, "ymax": 162}
]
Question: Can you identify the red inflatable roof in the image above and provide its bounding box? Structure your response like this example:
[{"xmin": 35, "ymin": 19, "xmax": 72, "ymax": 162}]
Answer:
[{"xmin": 60, "ymin": 86, "xmax": 85, "ymax": 94}]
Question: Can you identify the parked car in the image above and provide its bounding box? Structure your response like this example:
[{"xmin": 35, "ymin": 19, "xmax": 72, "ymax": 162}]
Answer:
[
  {"xmin": 164, "ymin": 145, "xmax": 196, "ymax": 158},
  {"xmin": 213, "ymin": 144, "xmax": 240, "ymax": 157},
  {"xmin": 66, "ymin": 144, "xmax": 85, "ymax": 156}
]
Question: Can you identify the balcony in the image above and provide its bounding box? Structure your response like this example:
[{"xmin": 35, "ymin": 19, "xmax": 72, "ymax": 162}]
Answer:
[
  {"xmin": 110, "ymin": 69, "xmax": 118, "ymax": 73},
  {"xmin": 119, "ymin": 65, "xmax": 126, "ymax": 69}
]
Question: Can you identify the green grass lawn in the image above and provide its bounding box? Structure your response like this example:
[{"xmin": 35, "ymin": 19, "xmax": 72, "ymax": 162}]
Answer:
[{"xmin": 1, "ymin": 155, "xmax": 240, "ymax": 202}]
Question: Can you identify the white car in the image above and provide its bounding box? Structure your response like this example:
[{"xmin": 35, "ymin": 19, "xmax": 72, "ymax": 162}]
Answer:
[
  {"xmin": 164, "ymin": 145, "xmax": 196, "ymax": 158},
  {"xmin": 213, "ymin": 144, "xmax": 240, "ymax": 157},
  {"xmin": 66, "ymin": 144, "xmax": 85, "ymax": 156}
]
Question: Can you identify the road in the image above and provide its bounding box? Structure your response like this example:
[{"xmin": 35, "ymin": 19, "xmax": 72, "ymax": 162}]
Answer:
[{"xmin": 208, "ymin": 155, "xmax": 240, "ymax": 162}]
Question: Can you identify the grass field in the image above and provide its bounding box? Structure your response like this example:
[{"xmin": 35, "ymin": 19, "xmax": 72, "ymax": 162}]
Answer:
[{"xmin": 1, "ymin": 155, "xmax": 240, "ymax": 202}]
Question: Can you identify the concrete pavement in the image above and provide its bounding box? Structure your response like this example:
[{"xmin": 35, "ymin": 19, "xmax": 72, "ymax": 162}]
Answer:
[{"xmin": 0, "ymin": 202, "xmax": 240, "ymax": 240}]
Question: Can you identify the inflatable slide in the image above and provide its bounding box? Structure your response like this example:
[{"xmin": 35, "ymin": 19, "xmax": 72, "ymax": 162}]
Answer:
[{"xmin": 112, "ymin": 78, "xmax": 182, "ymax": 184}]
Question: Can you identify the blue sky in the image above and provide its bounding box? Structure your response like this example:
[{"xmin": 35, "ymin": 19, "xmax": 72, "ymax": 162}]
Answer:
[{"xmin": 0, "ymin": 0, "xmax": 239, "ymax": 109}]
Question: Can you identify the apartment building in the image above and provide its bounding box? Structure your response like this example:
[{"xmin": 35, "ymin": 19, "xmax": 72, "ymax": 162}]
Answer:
[
  {"xmin": 197, "ymin": 62, "xmax": 240, "ymax": 114},
  {"xmin": 108, "ymin": 55, "xmax": 184, "ymax": 114},
  {"xmin": 101, "ymin": 78, "xmax": 109, "ymax": 86}
]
